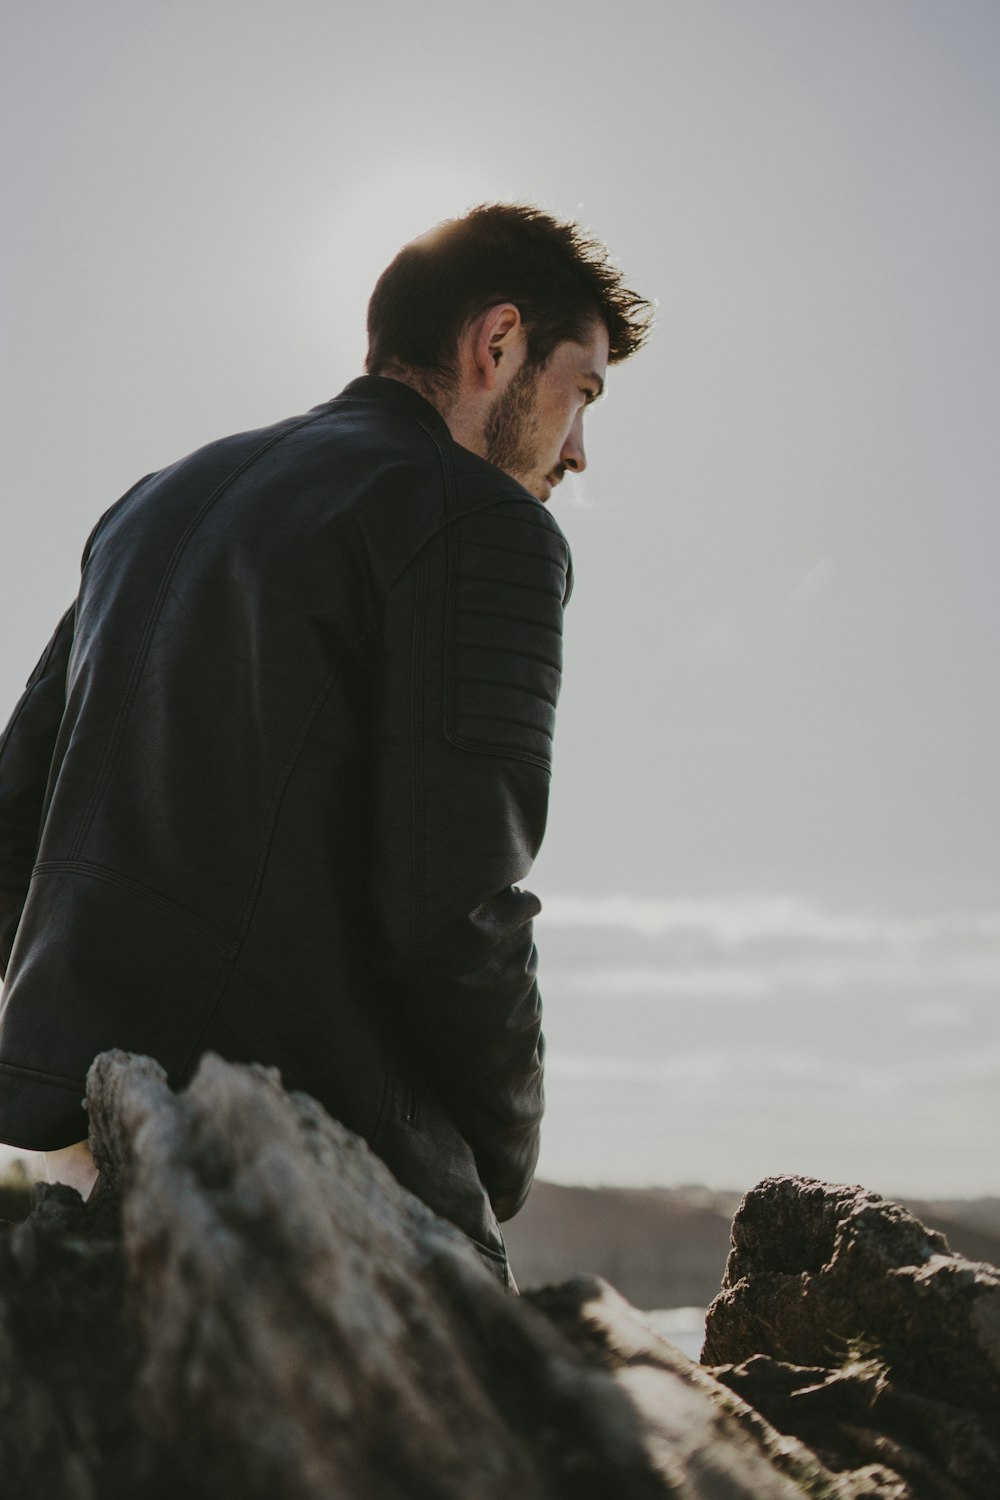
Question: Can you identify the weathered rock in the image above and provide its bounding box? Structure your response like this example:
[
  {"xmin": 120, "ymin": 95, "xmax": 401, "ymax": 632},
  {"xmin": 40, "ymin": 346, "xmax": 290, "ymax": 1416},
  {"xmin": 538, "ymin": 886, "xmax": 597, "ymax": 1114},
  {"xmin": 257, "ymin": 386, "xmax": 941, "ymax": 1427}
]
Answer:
[
  {"xmin": 0, "ymin": 1052, "xmax": 811, "ymax": 1499},
  {"xmin": 1, "ymin": 1059, "xmax": 996, "ymax": 1499},
  {"xmin": 704, "ymin": 1175, "xmax": 1000, "ymax": 1499}
]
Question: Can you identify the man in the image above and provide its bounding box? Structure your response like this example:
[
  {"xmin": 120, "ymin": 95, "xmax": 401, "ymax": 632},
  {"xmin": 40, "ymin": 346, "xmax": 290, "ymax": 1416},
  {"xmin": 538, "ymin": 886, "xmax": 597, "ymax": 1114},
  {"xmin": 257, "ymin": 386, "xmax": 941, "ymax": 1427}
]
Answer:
[{"xmin": 0, "ymin": 204, "xmax": 650, "ymax": 1282}]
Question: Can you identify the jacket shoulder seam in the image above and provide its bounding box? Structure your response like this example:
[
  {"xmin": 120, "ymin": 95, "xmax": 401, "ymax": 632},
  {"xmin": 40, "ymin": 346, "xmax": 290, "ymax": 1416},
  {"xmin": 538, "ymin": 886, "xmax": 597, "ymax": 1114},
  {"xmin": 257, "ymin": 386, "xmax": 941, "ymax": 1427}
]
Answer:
[
  {"xmin": 441, "ymin": 507, "xmax": 566, "ymax": 771},
  {"xmin": 0, "ymin": 605, "xmax": 75, "ymax": 769},
  {"xmin": 381, "ymin": 491, "xmax": 569, "ymax": 604}
]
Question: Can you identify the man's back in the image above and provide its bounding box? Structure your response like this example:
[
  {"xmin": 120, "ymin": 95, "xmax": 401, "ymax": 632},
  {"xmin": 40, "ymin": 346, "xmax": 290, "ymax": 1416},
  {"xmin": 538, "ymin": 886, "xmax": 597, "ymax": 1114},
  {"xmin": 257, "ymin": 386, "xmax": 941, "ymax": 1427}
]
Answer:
[
  {"xmin": 0, "ymin": 374, "xmax": 570, "ymax": 1268},
  {"xmin": 0, "ymin": 202, "xmax": 650, "ymax": 1274}
]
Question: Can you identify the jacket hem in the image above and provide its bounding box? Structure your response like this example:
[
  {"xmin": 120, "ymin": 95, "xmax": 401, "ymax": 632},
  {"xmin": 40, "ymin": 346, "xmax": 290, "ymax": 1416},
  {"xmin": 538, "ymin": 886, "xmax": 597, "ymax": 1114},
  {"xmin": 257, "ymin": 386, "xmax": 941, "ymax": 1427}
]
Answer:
[
  {"xmin": 0, "ymin": 1061, "xmax": 89, "ymax": 1152},
  {"xmin": 0, "ymin": 1059, "xmax": 85, "ymax": 1091}
]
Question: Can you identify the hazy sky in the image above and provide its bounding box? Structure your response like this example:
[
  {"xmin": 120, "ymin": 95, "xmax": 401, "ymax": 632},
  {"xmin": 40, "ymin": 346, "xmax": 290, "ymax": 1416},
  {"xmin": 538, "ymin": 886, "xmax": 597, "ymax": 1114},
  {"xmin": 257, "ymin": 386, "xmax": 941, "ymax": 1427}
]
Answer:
[{"xmin": 2, "ymin": 1, "xmax": 998, "ymax": 1195}]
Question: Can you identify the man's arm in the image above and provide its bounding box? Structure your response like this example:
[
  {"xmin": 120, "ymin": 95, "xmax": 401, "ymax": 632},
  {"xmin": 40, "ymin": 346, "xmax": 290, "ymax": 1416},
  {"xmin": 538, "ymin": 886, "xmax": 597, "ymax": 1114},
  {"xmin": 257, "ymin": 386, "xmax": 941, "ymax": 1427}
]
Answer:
[
  {"xmin": 0, "ymin": 605, "xmax": 75, "ymax": 976},
  {"xmin": 369, "ymin": 496, "xmax": 570, "ymax": 1220}
]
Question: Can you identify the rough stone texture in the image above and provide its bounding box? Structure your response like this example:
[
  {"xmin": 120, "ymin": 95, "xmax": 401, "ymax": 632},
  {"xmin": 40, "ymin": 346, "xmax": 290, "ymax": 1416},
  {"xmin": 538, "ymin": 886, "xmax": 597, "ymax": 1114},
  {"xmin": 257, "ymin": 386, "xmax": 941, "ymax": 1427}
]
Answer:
[
  {"xmin": 1, "ymin": 1057, "xmax": 997, "ymax": 1499},
  {"xmin": 704, "ymin": 1175, "xmax": 1000, "ymax": 1499},
  {"xmin": 1, "ymin": 1052, "xmax": 812, "ymax": 1500}
]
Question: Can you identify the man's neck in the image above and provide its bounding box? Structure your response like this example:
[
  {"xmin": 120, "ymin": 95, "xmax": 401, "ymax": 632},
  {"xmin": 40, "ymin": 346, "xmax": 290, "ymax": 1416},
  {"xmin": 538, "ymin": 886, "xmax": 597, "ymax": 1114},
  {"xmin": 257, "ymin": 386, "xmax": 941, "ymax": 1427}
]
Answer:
[{"xmin": 373, "ymin": 365, "xmax": 485, "ymax": 459}]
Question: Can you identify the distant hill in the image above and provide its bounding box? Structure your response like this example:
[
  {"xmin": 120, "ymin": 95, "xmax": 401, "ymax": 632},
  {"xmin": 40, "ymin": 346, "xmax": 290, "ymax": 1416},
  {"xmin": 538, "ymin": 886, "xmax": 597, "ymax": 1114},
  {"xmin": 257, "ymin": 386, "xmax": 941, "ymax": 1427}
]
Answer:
[
  {"xmin": 503, "ymin": 1182, "xmax": 739, "ymax": 1309},
  {"xmin": 503, "ymin": 1182, "xmax": 1000, "ymax": 1310},
  {"xmin": 904, "ymin": 1197, "xmax": 1000, "ymax": 1269}
]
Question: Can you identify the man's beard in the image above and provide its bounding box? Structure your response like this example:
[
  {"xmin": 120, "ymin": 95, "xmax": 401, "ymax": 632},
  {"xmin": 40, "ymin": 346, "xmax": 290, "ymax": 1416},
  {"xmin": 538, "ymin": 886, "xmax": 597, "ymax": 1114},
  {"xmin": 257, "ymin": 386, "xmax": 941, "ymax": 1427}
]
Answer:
[{"xmin": 483, "ymin": 362, "xmax": 541, "ymax": 487}]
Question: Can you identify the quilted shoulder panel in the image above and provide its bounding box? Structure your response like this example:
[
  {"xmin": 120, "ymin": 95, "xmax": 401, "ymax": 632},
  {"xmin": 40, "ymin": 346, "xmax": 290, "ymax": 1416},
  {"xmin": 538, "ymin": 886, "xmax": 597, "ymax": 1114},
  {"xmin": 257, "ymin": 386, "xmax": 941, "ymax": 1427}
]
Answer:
[{"xmin": 446, "ymin": 501, "xmax": 571, "ymax": 770}]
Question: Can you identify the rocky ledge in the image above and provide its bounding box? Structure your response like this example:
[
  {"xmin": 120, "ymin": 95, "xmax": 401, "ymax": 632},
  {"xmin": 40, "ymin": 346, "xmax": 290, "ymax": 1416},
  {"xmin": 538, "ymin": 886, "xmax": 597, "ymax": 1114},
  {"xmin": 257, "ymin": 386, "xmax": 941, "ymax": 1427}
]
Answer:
[{"xmin": 0, "ymin": 1052, "xmax": 996, "ymax": 1499}]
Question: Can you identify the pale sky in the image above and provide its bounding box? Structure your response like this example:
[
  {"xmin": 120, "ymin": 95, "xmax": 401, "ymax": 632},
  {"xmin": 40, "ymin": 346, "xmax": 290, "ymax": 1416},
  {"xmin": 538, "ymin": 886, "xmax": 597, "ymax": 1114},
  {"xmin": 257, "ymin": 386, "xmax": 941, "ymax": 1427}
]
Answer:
[{"xmin": 2, "ymin": 1, "xmax": 998, "ymax": 1195}]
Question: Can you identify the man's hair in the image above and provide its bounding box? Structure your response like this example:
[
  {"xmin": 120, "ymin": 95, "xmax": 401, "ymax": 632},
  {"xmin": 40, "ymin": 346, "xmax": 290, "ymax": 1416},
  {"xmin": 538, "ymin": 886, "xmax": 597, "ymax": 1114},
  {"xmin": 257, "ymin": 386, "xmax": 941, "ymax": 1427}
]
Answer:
[{"xmin": 365, "ymin": 203, "xmax": 652, "ymax": 393}]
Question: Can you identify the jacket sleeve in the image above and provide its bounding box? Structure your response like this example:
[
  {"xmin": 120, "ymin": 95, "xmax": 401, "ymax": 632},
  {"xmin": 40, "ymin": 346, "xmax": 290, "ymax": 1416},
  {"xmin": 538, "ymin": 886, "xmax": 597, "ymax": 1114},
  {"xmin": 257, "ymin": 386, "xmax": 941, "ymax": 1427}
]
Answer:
[
  {"xmin": 0, "ymin": 605, "xmax": 75, "ymax": 977},
  {"xmin": 369, "ymin": 497, "xmax": 570, "ymax": 1221}
]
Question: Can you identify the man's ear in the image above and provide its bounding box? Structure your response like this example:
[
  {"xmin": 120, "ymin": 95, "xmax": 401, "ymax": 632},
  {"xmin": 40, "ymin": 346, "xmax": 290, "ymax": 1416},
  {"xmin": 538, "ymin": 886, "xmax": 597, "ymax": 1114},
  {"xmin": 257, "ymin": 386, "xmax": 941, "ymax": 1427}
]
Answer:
[{"xmin": 468, "ymin": 303, "xmax": 524, "ymax": 390}]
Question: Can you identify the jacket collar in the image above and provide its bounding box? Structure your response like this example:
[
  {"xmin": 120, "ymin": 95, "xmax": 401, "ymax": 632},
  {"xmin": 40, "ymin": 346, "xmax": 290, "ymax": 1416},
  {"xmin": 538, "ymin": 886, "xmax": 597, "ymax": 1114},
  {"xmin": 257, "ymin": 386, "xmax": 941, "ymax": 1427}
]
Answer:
[{"xmin": 332, "ymin": 375, "xmax": 453, "ymax": 444}]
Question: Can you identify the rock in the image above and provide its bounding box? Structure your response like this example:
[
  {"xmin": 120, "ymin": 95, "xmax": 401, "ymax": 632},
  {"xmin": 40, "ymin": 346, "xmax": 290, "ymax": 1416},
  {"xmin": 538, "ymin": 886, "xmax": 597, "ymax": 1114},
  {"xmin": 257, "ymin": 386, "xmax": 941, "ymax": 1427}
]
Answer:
[
  {"xmin": 0, "ymin": 1052, "xmax": 809, "ymax": 1499},
  {"xmin": 1, "ymin": 1058, "xmax": 997, "ymax": 1499},
  {"xmin": 704, "ymin": 1175, "xmax": 1000, "ymax": 1499}
]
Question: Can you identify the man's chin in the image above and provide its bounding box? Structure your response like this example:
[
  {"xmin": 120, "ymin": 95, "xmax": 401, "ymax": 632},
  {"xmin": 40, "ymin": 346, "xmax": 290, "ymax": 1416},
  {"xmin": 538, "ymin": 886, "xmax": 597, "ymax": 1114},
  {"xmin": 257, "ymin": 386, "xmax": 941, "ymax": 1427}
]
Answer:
[
  {"xmin": 492, "ymin": 459, "xmax": 549, "ymax": 502},
  {"xmin": 507, "ymin": 469, "xmax": 548, "ymax": 502}
]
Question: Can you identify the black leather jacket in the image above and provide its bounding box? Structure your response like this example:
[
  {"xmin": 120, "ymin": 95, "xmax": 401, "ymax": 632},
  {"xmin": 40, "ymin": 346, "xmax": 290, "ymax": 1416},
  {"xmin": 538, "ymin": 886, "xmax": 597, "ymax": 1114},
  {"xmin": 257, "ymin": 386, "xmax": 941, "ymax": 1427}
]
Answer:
[{"xmin": 0, "ymin": 376, "xmax": 571, "ymax": 1266}]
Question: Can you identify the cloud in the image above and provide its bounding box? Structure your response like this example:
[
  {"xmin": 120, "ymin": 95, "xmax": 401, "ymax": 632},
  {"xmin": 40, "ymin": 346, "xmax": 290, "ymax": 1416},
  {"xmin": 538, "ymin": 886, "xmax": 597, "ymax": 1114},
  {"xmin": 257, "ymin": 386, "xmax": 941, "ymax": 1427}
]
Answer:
[
  {"xmin": 551, "ymin": 950, "xmax": 1000, "ymax": 1000},
  {"xmin": 546, "ymin": 1047, "xmax": 893, "ymax": 1091},
  {"xmin": 538, "ymin": 893, "xmax": 1000, "ymax": 948},
  {"xmin": 546, "ymin": 1041, "xmax": 1000, "ymax": 1091},
  {"xmin": 535, "ymin": 894, "xmax": 1000, "ymax": 1009},
  {"xmin": 534, "ymin": 895, "xmax": 1000, "ymax": 1195}
]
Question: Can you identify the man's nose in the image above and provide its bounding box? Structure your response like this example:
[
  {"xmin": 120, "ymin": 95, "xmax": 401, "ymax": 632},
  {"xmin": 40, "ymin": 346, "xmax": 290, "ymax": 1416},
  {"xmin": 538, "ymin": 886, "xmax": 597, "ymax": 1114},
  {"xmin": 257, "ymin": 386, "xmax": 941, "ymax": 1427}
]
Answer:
[{"xmin": 561, "ymin": 415, "xmax": 587, "ymax": 474}]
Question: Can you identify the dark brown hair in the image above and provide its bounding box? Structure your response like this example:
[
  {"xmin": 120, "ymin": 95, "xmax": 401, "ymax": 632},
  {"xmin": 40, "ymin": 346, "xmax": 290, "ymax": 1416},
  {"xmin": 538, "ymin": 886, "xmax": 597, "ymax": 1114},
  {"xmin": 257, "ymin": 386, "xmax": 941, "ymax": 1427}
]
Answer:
[{"xmin": 366, "ymin": 203, "xmax": 652, "ymax": 391}]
